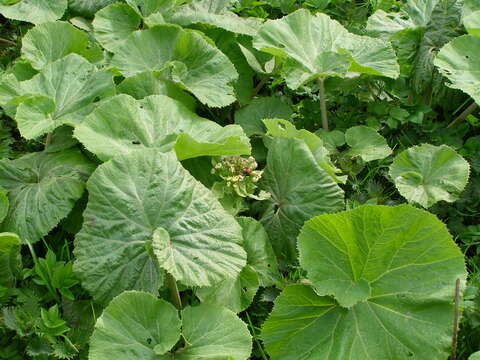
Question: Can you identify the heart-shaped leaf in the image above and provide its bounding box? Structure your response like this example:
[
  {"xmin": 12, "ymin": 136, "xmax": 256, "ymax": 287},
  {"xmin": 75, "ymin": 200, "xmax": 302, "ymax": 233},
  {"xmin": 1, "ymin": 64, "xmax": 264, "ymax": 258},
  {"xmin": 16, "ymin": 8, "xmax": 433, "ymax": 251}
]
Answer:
[
  {"xmin": 74, "ymin": 149, "xmax": 246, "ymax": 304},
  {"xmin": 345, "ymin": 125, "xmax": 392, "ymax": 162},
  {"xmin": 262, "ymin": 204, "xmax": 467, "ymax": 359},
  {"xmin": 0, "ymin": 150, "xmax": 95, "ymax": 244},
  {"xmin": 14, "ymin": 54, "xmax": 114, "ymax": 139},
  {"xmin": 89, "ymin": 291, "xmax": 252, "ymax": 360},
  {"xmin": 110, "ymin": 24, "xmax": 238, "ymax": 107}
]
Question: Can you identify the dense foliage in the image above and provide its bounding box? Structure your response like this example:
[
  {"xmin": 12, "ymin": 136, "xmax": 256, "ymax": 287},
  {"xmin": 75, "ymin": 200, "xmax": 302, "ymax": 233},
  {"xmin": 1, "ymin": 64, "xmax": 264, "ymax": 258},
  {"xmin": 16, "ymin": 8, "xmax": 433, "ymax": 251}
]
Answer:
[{"xmin": 0, "ymin": 0, "xmax": 479, "ymax": 359}]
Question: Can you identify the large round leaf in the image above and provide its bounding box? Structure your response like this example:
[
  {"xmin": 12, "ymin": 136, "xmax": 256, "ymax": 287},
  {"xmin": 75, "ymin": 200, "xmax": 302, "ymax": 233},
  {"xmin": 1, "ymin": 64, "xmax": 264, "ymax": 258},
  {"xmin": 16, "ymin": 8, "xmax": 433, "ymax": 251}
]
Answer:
[
  {"xmin": 389, "ymin": 144, "xmax": 470, "ymax": 208},
  {"xmin": 434, "ymin": 35, "xmax": 480, "ymax": 104},
  {"xmin": 0, "ymin": 0, "xmax": 67, "ymax": 24},
  {"xmin": 21, "ymin": 21, "xmax": 101, "ymax": 70},
  {"xmin": 89, "ymin": 291, "xmax": 181, "ymax": 359},
  {"xmin": 110, "ymin": 24, "xmax": 238, "ymax": 107},
  {"xmin": 74, "ymin": 149, "xmax": 246, "ymax": 304},
  {"xmin": 90, "ymin": 291, "xmax": 252, "ymax": 360},
  {"xmin": 74, "ymin": 94, "xmax": 250, "ymax": 161},
  {"xmin": 0, "ymin": 150, "xmax": 94, "ymax": 244},
  {"xmin": 263, "ymin": 204, "xmax": 467, "ymax": 359},
  {"xmin": 253, "ymin": 9, "xmax": 399, "ymax": 89},
  {"xmin": 259, "ymin": 137, "xmax": 344, "ymax": 263},
  {"xmin": 14, "ymin": 54, "xmax": 114, "ymax": 140}
]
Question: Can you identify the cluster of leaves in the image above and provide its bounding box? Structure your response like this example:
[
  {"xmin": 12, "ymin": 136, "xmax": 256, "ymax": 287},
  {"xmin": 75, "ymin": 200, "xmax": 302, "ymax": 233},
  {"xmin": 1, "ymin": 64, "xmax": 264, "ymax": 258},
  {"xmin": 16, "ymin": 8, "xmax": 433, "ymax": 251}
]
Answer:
[{"xmin": 0, "ymin": 0, "xmax": 479, "ymax": 359}]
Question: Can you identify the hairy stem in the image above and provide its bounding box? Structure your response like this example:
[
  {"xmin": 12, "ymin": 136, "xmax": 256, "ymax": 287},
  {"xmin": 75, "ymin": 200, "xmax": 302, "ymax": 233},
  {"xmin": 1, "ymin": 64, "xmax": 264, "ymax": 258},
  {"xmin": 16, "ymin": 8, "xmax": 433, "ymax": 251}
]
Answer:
[
  {"xmin": 451, "ymin": 278, "xmax": 461, "ymax": 360},
  {"xmin": 447, "ymin": 102, "xmax": 478, "ymax": 128},
  {"xmin": 317, "ymin": 77, "xmax": 329, "ymax": 131},
  {"xmin": 167, "ymin": 273, "xmax": 182, "ymax": 310}
]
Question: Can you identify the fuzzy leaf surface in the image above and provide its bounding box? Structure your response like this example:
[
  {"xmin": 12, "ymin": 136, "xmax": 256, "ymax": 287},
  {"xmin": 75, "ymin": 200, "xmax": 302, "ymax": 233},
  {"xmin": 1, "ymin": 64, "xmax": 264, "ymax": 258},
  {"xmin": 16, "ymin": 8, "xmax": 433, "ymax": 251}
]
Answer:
[{"xmin": 74, "ymin": 149, "xmax": 246, "ymax": 304}]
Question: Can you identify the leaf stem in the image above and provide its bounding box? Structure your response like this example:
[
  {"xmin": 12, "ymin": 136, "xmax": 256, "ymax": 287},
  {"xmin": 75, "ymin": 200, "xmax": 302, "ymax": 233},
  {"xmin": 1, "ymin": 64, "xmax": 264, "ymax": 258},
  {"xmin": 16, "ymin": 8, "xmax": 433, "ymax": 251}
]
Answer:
[
  {"xmin": 167, "ymin": 273, "xmax": 182, "ymax": 310},
  {"xmin": 317, "ymin": 77, "xmax": 329, "ymax": 131},
  {"xmin": 451, "ymin": 278, "xmax": 461, "ymax": 360},
  {"xmin": 252, "ymin": 77, "xmax": 268, "ymax": 98},
  {"xmin": 447, "ymin": 102, "xmax": 478, "ymax": 128},
  {"xmin": 0, "ymin": 37, "xmax": 16, "ymax": 46},
  {"xmin": 44, "ymin": 132, "xmax": 53, "ymax": 149},
  {"xmin": 245, "ymin": 311, "xmax": 268, "ymax": 360}
]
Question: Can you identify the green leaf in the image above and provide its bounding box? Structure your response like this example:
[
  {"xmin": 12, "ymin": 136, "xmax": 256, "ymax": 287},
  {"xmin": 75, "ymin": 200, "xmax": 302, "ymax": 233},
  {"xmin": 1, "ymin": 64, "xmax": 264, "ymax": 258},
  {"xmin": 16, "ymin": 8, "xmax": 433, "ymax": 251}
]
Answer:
[
  {"xmin": 125, "ymin": 0, "xmax": 175, "ymax": 17},
  {"xmin": 89, "ymin": 291, "xmax": 181, "ymax": 359},
  {"xmin": 0, "ymin": 232, "xmax": 22, "ymax": 286},
  {"xmin": 110, "ymin": 24, "xmax": 238, "ymax": 107},
  {"xmin": 253, "ymin": 9, "xmax": 399, "ymax": 89},
  {"xmin": 0, "ymin": 187, "xmax": 8, "ymax": 223},
  {"xmin": 0, "ymin": 150, "xmax": 95, "ymax": 244},
  {"xmin": 0, "ymin": 0, "xmax": 67, "ymax": 24},
  {"xmin": 68, "ymin": 0, "xmax": 120, "ymax": 17},
  {"xmin": 168, "ymin": 0, "xmax": 262, "ymax": 36},
  {"xmin": 90, "ymin": 291, "xmax": 252, "ymax": 360},
  {"xmin": 469, "ymin": 352, "xmax": 480, "ymax": 360},
  {"xmin": 74, "ymin": 94, "xmax": 250, "ymax": 162},
  {"xmin": 234, "ymin": 97, "xmax": 292, "ymax": 136},
  {"xmin": 14, "ymin": 54, "xmax": 115, "ymax": 140},
  {"xmin": 368, "ymin": 0, "xmax": 462, "ymax": 93},
  {"xmin": 238, "ymin": 217, "xmax": 280, "ymax": 287},
  {"xmin": 117, "ymin": 71, "xmax": 197, "ymax": 111},
  {"xmin": 259, "ymin": 138, "xmax": 344, "ymax": 263},
  {"xmin": 345, "ymin": 125, "xmax": 392, "ymax": 162},
  {"xmin": 263, "ymin": 204, "xmax": 467, "ymax": 359},
  {"xmin": 464, "ymin": 0, "xmax": 480, "ymax": 36},
  {"xmin": 74, "ymin": 149, "xmax": 246, "ymax": 304},
  {"xmin": 389, "ymin": 144, "xmax": 470, "ymax": 208},
  {"xmin": 263, "ymin": 118, "xmax": 345, "ymax": 183},
  {"xmin": 434, "ymin": 35, "xmax": 480, "ymax": 104},
  {"xmin": 177, "ymin": 304, "xmax": 252, "ymax": 360},
  {"xmin": 196, "ymin": 265, "xmax": 259, "ymax": 313},
  {"xmin": 21, "ymin": 21, "xmax": 101, "ymax": 70},
  {"xmin": 93, "ymin": 3, "xmax": 142, "ymax": 52}
]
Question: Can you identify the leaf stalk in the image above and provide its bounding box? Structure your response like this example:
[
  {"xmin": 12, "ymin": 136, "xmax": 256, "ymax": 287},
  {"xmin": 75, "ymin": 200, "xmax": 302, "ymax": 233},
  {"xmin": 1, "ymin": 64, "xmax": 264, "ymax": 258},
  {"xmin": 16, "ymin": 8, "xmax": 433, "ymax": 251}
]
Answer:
[
  {"xmin": 167, "ymin": 273, "xmax": 182, "ymax": 310},
  {"xmin": 317, "ymin": 77, "xmax": 329, "ymax": 131}
]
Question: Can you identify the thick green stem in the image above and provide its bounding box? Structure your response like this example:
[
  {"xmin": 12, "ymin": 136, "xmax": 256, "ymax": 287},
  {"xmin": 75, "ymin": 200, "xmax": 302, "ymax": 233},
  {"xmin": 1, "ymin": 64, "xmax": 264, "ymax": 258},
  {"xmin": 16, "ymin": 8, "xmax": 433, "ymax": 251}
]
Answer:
[
  {"xmin": 317, "ymin": 77, "xmax": 329, "ymax": 131},
  {"xmin": 451, "ymin": 278, "xmax": 461, "ymax": 360},
  {"xmin": 44, "ymin": 132, "xmax": 53, "ymax": 149},
  {"xmin": 167, "ymin": 273, "xmax": 182, "ymax": 310},
  {"xmin": 252, "ymin": 77, "xmax": 268, "ymax": 98},
  {"xmin": 0, "ymin": 37, "xmax": 16, "ymax": 46},
  {"xmin": 447, "ymin": 102, "xmax": 478, "ymax": 128}
]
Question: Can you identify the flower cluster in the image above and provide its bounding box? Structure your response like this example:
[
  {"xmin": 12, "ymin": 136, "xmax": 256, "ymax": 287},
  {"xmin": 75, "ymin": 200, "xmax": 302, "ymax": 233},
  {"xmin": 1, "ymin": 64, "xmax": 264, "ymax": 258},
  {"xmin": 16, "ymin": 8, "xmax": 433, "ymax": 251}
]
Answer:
[{"xmin": 211, "ymin": 156, "xmax": 269, "ymax": 200}]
